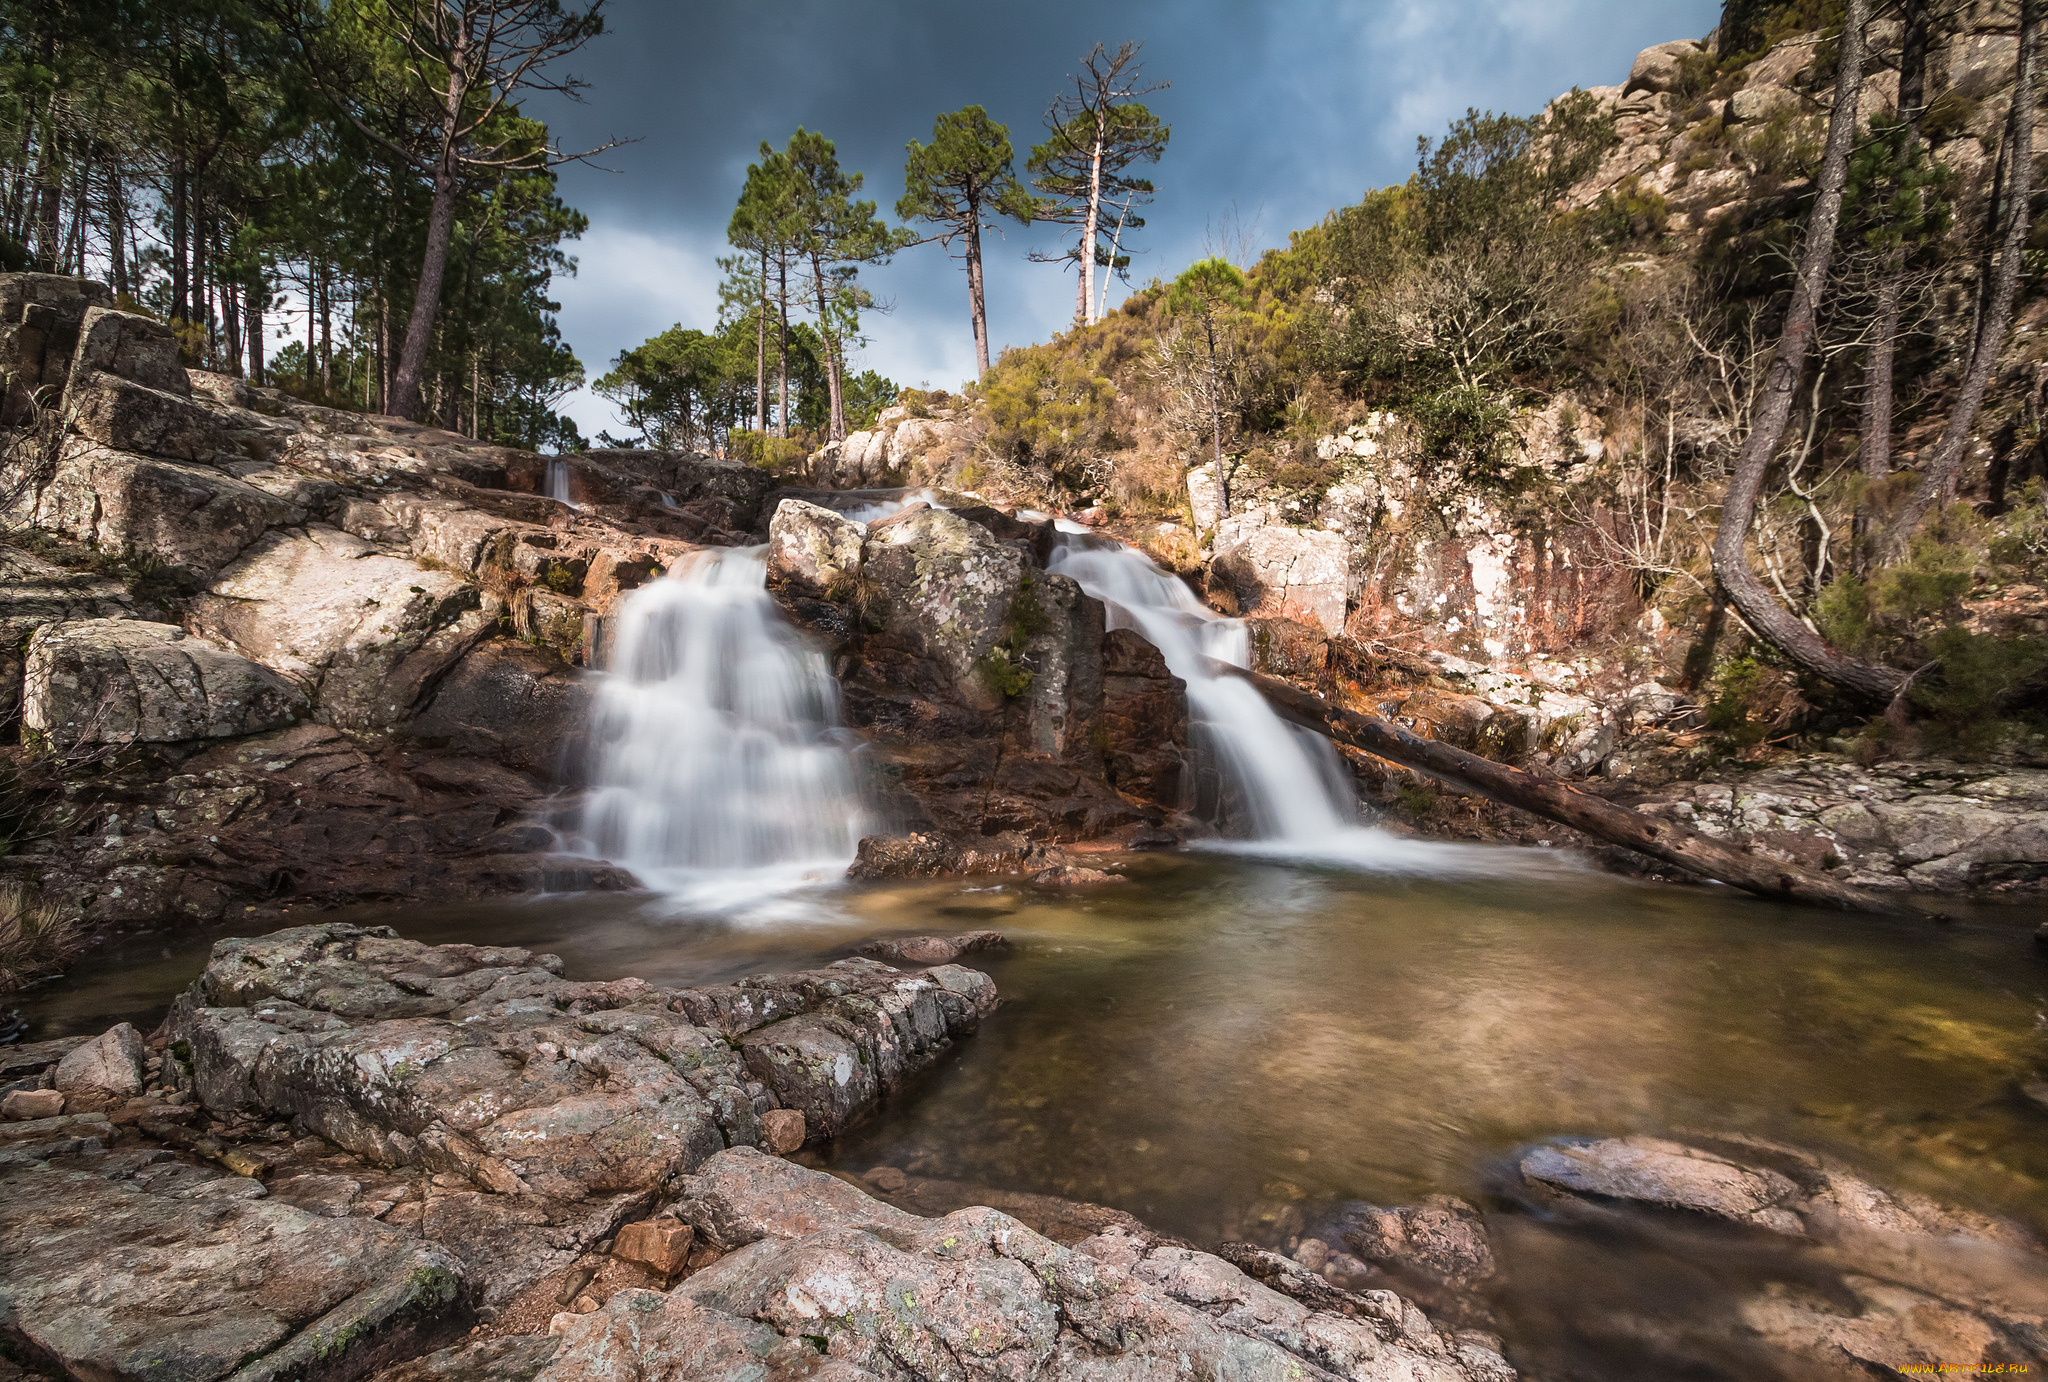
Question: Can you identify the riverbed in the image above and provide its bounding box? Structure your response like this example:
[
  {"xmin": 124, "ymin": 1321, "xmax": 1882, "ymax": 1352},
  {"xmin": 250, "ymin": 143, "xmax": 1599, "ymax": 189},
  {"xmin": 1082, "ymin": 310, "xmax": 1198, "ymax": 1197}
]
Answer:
[{"xmin": 14, "ymin": 847, "xmax": 2045, "ymax": 1379}]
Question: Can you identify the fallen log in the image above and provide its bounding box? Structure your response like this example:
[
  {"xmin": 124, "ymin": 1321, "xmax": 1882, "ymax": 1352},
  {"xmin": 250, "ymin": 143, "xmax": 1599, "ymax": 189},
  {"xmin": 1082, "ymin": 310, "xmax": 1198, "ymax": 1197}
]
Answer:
[{"xmin": 1229, "ymin": 662, "xmax": 1910, "ymax": 915}]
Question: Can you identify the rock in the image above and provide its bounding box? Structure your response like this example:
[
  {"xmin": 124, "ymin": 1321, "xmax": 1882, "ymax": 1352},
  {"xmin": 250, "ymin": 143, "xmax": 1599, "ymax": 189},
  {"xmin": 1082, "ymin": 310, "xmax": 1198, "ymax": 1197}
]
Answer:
[
  {"xmin": 51, "ymin": 1022, "xmax": 145, "ymax": 1103},
  {"xmin": 1, "ymin": 1088, "xmax": 63, "ymax": 1119},
  {"xmin": 0, "ymin": 1033, "xmax": 91, "ymax": 1090},
  {"xmin": 67, "ymin": 305, "xmax": 190, "ymax": 396},
  {"xmin": 1099, "ymin": 627, "xmax": 1189, "ymax": 804},
  {"xmin": 64, "ymin": 369, "xmax": 228, "ymax": 462},
  {"xmin": 166, "ymin": 923, "xmax": 998, "ymax": 1300},
  {"xmin": 188, "ymin": 525, "xmax": 491, "ymax": 731},
  {"xmin": 0, "ymin": 272, "xmax": 111, "ymax": 424},
  {"xmin": 23, "ymin": 618, "xmax": 307, "ymax": 746},
  {"xmin": 856, "ymin": 930, "xmax": 1006, "ymax": 965},
  {"xmin": 1623, "ymin": 39, "xmax": 1702, "ymax": 95},
  {"xmin": 406, "ymin": 638, "xmax": 593, "ymax": 778},
  {"xmin": 1211, "ymin": 526, "xmax": 1353, "ymax": 635},
  {"xmin": 1336, "ymin": 1196, "xmax": 1496, "ymax": 1287},
  {"xmin": 758, "ymin": 1108, "xmax": 805, "ymax": 1154},
  {"xmin": 612, "ymin": 1217, "xmax": 694, "ymax": 1276},
  {"xmin": 1521, "ymin": 1136, "xmax": 1804, "ymax": 1232},
  {"xmin": 846, "ymin": 831, "xmax": 1068, "ymax": 881},
  {"xmin": 864, "ymin": 1165, "xmax": 909, "ymax": 1192},
  {"xmin": 0, "ymin": 1146, "xmax": 468, "ymax": 1382},
  {"xmin": 6, "ymin": 440, "xmax": 306, "ymax": 588},
  {"xmin": 859, "ymin": 506, "xmax": 1026, "ymax": 708},
  {"xmin": 766, "ymin": 498, "xmax": 864, "ymax": 596},
  {"xmin": 1726, "ymin": 84, "xmax": 1801, "ymax": 123}
]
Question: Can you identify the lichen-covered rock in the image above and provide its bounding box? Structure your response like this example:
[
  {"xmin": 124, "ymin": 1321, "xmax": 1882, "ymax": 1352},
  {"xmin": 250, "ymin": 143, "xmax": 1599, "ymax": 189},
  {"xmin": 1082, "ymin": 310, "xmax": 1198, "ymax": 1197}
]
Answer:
[
  {"xmin": 1336, "ymin": 1196, "xmax": 1497, "ymax": 1288},
  {"xmin": 1212, "ymin": 526, "xmax": 1352, "ymax": 635},
  {"xmin": 6, "ymin": 440, "xmax": 306, "ymax": 587},
  {"xmin": 64, "ymin": 369, "xmax": 225, "ymax": 462},
  {"xmin": 860, "ymin": 506, "xmax": 1027, "ymax": 708},
  {"xmin": 67, "ymin": 305, "xmax": 190, "ymax": 396},
  {"xmin": 1622, "ymin": 38, "xmax": 1703, "ymax": 94},
  {"xmin": 0, "ymin": 272, "xmax": 110, "ymax": 424},
  {"xmin": 24, "ymin": 618, "xmax": 307, "ymax": 745},
  {"xmin": 188, "ymin": 525, "xmax": 492, "ymax": 731},
  {"xmin": 766, "ymin": 497, "xmax": 864, "ymax": 596},
  {"xmin": 0, "ymin": 1150, "xmax": 467, "ymax": 1382},
  {"xmin": 165, "ymin": 924, "xmax": 999, "ymax": 1297}
]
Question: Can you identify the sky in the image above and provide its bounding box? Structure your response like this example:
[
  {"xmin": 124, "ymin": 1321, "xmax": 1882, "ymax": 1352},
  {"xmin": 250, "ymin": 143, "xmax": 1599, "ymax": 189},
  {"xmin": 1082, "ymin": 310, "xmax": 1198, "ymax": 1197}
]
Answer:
[{"xmin": 529, "ymin": 0, "xmax": 1722, "ymax": 442}]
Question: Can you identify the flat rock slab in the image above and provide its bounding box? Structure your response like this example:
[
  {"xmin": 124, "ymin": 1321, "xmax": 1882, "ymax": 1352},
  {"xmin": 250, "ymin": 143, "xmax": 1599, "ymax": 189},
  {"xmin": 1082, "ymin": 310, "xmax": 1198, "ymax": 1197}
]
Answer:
[
  {"xmin": 0, "ymin": 1146, "xmax": 465, "ymax": 1382},
  {"xmin": 24, "ymin": 618, "xmax": 308, "ymax": 745},
  {"xmin": 166, "ymin": 923, "xmax": 998, "ymax": 1302}
]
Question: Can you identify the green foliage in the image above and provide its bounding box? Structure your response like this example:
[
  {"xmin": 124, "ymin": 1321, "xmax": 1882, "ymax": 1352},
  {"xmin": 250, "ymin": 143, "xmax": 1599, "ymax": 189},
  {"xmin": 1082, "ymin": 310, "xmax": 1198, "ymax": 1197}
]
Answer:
[
  {"xmin": 1989, "ymin": 482, "xmax": 2048, "ymax": 579},
  {"xmin": 1921, "ymin": 87, "xmax": 1982, "ymax": 142},
  {"xmin": 1591, "ymin": 176, "xmax": 1670, "ymax": 245},
  {"xmin": 1841, "ymin": 116, "xmax": 1952, "ymax": 255},
  {"xmin": 726, "ymin": 431, "xmax": 811, "ymax": 473},
  {"xmin": 594, "ymin": 321, "xmax": 755, "ymax": 451},
  {"xmin": 1409, "ymin": 384, "xmax": 1526, "ymax": 489},
  {"xmin": 1735, "ymin": 107, "xmax": 1820, "ymax": 179},
  {"xmin": 981, "ymin": 347, "xmax": 1118, "ymax": 482},
  {"xmin": 1910, "ymin": 627, "xmax": 2047, "ymax": 757},
  {"xmin": 842, "ymin": 369, "xmax": 898, "ymax": 430},
  {"xmin": 1706, "ymin": 655, "xmax": 1778, "ymax": 744}
]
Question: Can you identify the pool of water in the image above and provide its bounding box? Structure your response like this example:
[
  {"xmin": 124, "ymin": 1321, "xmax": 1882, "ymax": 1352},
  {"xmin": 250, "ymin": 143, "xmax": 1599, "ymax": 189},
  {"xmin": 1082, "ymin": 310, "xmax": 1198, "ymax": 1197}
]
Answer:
[{"xmin": 14, "ymin": 852, "xmax": 2046, "ymax": 1379}]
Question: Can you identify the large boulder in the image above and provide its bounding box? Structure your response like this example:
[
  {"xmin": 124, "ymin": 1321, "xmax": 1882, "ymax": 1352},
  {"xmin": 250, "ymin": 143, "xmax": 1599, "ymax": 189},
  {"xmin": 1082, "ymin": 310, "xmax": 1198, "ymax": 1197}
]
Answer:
[
  {"xmin": 64, "ymin": 369, "xmax": 224, "ymax": 462},
  {"xmin": 0, "ymin": 272, "xmax": 110, "ymax": 424},
  {"xmin": 0, "ymin": 543, "xmax": 131, "ymax": 726},
  {"xmin": 1211, "ymin": 526, "xmax": 1352, "ymax": 635},
  {"xmin": 766, "ymin": 497, "xmax": 865, "ymax": 596},
  {"xmin": 859, "ymin": 506, "xmax": 1028, "ymax": 708},
  {"xmin": 516, "ymin": 1148, "xmax": 1510, "ymax": 1382},
  {"xmin": 1098, "ymin": 628, "xmax": 1189, "ymax": 803},
  {"xmin": 6, "ymin": 440, "xmax": 307, "ymax": 587},
  {"xmin": 23, "ymin": 618, "xmax": 308, "ymax": 746},
  {"xmin": 1622, "ymin": 39, "xmax": 1703, "ymax": 95},
  {"xmin": 188, "ymin": 525, "xmax": 493, "ymax": 731},
  {"xmin": 407, "ymin": 638, "xmax": 593, "ymax": 778},
  {"xmin": 66, "ymin": 305, "xmax": 190, "ymax": 396}
]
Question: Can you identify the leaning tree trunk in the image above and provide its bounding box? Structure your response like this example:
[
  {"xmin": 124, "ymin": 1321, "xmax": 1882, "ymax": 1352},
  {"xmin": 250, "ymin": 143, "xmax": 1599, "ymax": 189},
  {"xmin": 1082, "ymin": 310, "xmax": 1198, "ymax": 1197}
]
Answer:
[
  {"xmin": 1882, "ymin": 0, "xmax": 2037, "ymax": 555},
  {"xmin": 389, "ymin": 20, "xmax": 471, "ymax": 423},
  {"xmin": 1710, "ymin": 0, "xmax": 1908, "ymax": 702},
  {"xmin": 1234, "ymin": 663, "xmax": 1908, "ymax": 914},
  {"xmin": 966, "ymin": 191, "xmax": 990, "ymax": 378}
]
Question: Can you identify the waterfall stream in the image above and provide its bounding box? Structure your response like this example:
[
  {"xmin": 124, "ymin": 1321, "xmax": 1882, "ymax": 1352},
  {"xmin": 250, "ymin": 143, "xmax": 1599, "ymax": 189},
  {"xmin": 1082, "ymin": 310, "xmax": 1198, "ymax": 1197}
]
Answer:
[
  {"xmin": 1048, "ymin": 528, "xmax": 1498, "ymax": 868},
  {"xmin": 578, "ymin": 546, "xmax": 869, "ymax": 908},
  {"xmin": 545, "ymin": 457, "xmax": 575, "ymax": 507}
]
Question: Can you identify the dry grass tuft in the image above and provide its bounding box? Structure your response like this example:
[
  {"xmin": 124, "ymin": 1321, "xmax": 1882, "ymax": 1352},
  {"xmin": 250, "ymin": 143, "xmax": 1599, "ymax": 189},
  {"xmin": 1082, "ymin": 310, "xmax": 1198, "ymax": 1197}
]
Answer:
[{"xmin": 0, "ymin": 886, "xmax": 82, "ymax": 991}]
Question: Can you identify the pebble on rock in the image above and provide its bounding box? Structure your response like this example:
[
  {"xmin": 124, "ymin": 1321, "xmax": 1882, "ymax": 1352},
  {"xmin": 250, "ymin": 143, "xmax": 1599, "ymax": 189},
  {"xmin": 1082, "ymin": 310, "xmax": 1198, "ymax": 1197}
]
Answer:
[
  {"xmin": 612, "ymin": 1218, "xmax": 694, "ymax": 1277},
  {"xmin": 759, "ymin": 1108, "xmax": 806, "ymax": 1154}
]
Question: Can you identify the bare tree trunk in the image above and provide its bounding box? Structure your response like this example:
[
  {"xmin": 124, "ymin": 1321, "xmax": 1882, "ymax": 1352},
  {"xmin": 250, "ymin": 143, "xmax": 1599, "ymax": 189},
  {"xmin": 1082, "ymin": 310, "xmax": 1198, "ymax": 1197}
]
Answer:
[
  {"xmin": 1883, "ymin": 0, "xmax": 2037, "ymax": 553},
  {"xmin": 105, "ymin": 162, "xmax": 127, "ymax": 298},
  {"xmin": 966, "ymin": 188, "xmax": 990, "ymax": 378},
  {"xmin": 1207, "ymin": 313, "xmax": 1228, "ymax": 516},
  {"xmin": 777, "ymin": 251, "xmax": 790, "ymax": 439},
  {"xmin": 754, "ymin": 246, "xmax": 768, "ymax": 434},
  {"xmin": 810, "ymin": 251, "xmax": 846, "ymax": 441},
  {"xmin": 318, "ymin": 258, "xmax": 333, "ymax": 392},
  {"xmin": 1078, "ymin": 119, "xmax": 1102, "ymax": 327},
  {"xmin": 34, "ymin": 93, "xmax": 60, "ymax": 272},
  {"xmin": 1237, "ymin": 662, "xmax": 1908, "ymax": 914},
  {"xmin": 245, "ymin": 271, "xmax": 264, "ymax": 386},
  {"xmin": 389, "ymin": 16, "xmax": 470, "ymax": 422},
  {"xmin": 1709, "ymin": 0, "xmax": 1907, "ymax": 701}
]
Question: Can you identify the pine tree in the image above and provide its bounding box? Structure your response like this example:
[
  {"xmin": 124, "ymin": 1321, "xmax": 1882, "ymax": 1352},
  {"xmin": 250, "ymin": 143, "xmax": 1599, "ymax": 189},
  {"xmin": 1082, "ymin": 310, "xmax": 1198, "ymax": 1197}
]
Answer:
[{"xmin": 898, "ymin": 105, "xmax": 1035, "ymax": 378}]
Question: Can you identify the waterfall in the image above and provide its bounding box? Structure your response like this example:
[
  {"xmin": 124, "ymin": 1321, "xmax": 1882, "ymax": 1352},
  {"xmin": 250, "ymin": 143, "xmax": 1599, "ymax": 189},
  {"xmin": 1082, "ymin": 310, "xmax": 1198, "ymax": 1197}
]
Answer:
[
  {"xmin": 578, "ymin": 546, "xmax": 869, "ymax": 907},
  {"xmin": 1048, "ymin": 531, "xmax": 1357, "ymax": 839},
  {"xmin": 546, "ymin": 458, "xmax": 575, "ymax": 507},
  {"xmin": 1048, "ymin": 530, "xmax": 1504, "ymax": 870}
]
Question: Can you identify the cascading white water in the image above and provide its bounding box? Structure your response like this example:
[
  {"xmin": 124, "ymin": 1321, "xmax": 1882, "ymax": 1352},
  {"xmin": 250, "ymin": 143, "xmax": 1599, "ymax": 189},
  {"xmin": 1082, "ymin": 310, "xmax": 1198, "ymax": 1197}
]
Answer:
[
  {"xmin": 1048, "ymin": 530, "xmax": 1513, "ymax": 871},
  {"xmin": 546, "ymin": 458, "xmax": 575, "ymax": 507},
  {"xmin": 578, "ymin": 546, "xmax": 869, "ymax": 907},
  {"xmin": 1048, "ymin": 532, "xmax": 1358, "ymax": 839}
]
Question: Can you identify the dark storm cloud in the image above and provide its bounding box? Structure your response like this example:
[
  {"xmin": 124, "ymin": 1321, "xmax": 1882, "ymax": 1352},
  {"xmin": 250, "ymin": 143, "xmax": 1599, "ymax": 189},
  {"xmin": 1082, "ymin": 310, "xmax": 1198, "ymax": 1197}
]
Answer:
[{"xmin": 528, "ymin": 0, "xmax": 1721, "ymax": 438}]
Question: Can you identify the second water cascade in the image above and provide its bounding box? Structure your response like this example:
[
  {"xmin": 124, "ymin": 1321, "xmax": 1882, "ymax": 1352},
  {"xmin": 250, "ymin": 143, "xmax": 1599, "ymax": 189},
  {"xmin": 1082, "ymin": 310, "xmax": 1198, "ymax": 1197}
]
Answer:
[{"xmin": 577, "ymin": 546, "xmax": 870, "ymax": 909}]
